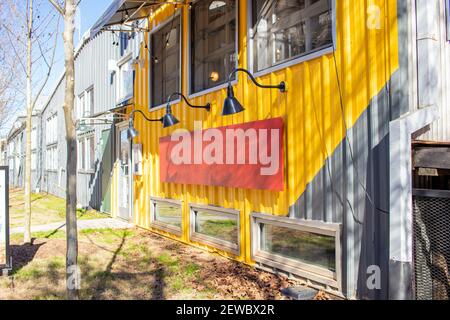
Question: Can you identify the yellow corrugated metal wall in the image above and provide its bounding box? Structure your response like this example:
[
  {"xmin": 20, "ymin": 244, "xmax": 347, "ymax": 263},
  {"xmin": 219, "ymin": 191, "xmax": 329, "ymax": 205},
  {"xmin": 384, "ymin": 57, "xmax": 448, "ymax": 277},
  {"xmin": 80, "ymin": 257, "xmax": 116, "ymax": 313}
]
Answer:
[{"xmin": 112, "ymin": 0, "xmax": 399, "ymax": 264}]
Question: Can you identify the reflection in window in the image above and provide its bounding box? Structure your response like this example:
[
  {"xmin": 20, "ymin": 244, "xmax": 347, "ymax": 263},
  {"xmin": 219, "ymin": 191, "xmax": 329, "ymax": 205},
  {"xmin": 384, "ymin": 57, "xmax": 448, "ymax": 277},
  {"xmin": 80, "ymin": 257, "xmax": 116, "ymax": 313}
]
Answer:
[
  {"xmin": 190, "ymin": 0, "xmax": 237, "ymax": 94},
  {"xmin": 153, "ymin": 200, "xmax": 182, "ymax": 229},
  {"xmin": 193, "ymin": 209, "xmax": 238, "ymax": 245},
  {"xmin": 251, "ymin": 0, "xmax": 333, "ymax": 72},
  {"xmin": 118, "ymin": 59, "xmax": 134, "ymax": 103},
  {"xmin": 151, "ymin": 16, "xmax": 181, "ymax": 107},
  {"xmin": 260, "ymin": 223, "xmax": 336, "ymax": 272}
]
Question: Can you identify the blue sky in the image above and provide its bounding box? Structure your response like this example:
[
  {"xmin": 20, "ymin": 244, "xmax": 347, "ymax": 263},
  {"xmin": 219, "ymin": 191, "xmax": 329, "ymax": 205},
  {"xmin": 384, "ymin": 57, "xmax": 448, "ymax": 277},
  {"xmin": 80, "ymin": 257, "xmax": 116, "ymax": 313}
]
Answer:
[{"xmin": 41, "ymin": 0, "xmax": 113, "ymax": 104}]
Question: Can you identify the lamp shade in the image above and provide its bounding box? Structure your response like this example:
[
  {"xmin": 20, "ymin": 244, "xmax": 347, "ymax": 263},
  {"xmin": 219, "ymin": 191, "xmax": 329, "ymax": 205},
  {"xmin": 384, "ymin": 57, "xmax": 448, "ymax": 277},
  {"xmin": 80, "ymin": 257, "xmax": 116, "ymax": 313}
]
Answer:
[
  {"xmin": 162, "ymin": 113, "xmax": 180, "ymax": 128},
  {"xmin": 222, "ymin": 85, "xmax": 245, "ymax": 116},
  {"xmin": 127, "ymin": 126, "xmax": 139, "ymax": 139}
]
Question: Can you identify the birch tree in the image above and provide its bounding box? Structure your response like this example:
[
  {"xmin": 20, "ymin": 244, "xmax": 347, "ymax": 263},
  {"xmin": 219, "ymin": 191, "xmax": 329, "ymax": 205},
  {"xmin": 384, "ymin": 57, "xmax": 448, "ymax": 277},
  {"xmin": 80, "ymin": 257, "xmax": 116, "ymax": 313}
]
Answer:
[
  {"xmin": 1, "ymin": 0, "xmax": 59, "ymax": 244},
  {"xmin": 48, "ymin": 0, "xmax": 79, "ymax": 300}
]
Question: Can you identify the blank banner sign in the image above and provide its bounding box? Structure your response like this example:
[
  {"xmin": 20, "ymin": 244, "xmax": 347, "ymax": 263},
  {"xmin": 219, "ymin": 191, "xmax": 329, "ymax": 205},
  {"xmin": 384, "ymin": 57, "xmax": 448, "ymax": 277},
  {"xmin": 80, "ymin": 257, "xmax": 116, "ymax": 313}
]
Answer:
[{"xmin": 0, "ymin": 167, "xmax": 9, "ymax": 267}]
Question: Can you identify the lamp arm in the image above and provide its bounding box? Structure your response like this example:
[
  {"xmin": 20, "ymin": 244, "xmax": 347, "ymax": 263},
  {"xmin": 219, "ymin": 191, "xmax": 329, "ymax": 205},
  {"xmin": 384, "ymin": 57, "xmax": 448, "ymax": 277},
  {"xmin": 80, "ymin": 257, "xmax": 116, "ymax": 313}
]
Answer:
[
  {"xmin": 167, "ymin": 92, "xmax": 211, "ymax": 111},
  {"xmin": 228, "ymin": 68, "xmax": 286, "ymax": 92},
  {"xmin": 130, "ymin": 110, "xmax": 162, "ymax": 122}
]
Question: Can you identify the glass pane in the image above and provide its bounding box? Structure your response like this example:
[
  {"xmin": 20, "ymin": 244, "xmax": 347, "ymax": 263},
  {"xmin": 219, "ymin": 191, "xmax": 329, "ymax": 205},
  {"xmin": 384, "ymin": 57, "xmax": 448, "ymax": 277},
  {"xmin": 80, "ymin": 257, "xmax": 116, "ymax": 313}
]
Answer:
[
  {"xmin": 154, "ymin": 202, "xmax": 182, "ymax": 228},
  {"xmin": 194, "ymin": 210, "xmax": 238, "ymax": 244},
  {"xmin": 251, "ymin": 0, "xmax": 333, "ymax": 72},
  {"xmin": 89, "ymin": 137, "xmax": 95, "ymax": 170},
  {"xmin": 190, "ymin": 0, "xmax": 236, "ymax": 93},
  {"xmin": 261, "ymin": 224, "xmax": 335, "ymax": 272},
  {"xmin": 151, "ymin": 16, "xmax": 180, "ymax": 107}
]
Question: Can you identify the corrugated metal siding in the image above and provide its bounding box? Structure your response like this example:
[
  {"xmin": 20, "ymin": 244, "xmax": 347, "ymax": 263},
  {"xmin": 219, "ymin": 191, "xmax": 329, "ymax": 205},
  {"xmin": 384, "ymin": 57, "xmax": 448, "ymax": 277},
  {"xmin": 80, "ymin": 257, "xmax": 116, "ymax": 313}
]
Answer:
[
  {"xmin": 74, "ymin": 29, "xmax": 142, "ymax": 209},
  {"xmin": 416, "ymin": 0, "xmax": 450, "ymax": 142},
  {"xmin": 126, "ymin": 0, "xmax": 400, "ymax": 298},
  {"xmin": 40, "ymin": 76, "xmax": 67, "ymax": 199}
]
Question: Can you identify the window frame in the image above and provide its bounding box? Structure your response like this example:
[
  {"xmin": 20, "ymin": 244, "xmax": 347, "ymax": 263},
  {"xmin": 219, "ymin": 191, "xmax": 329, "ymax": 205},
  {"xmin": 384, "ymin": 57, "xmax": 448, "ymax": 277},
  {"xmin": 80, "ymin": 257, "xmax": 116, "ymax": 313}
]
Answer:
[
  {"xmin": 31, "ymin": 151, "xmax": 37, "ymax": 171},
  {"xmin": 251, "ymin": 212, "xmax": 342, "ymax": 290},
  {"xmin": 150, "ymin": 197, "xmax": 183, "ymax": 236},
  {"xmin": 246, "ymin": 0, "xmax": 336, "ymax": 78},
  {"xmin": 46, "ymin": 113, "xmax": 58, "ymax": 146},
  {"xmin": 187, "ymin": 0, "xmax": 240, "ymax": 98},
  {"xmin": 31, "ymin": 127, "xmax": 37, "ymax": 151},
  {"xmin": 190, "ymin": 203, "xmax": 240, "ymax": 255},
  {"xmin": 116, "ymin": 53, "xmax": 134, "ymax": 105},
  {"xmin": 148, "ymin": 11, "xmax": 183, "ymax": 110},
  {"xmin": 77, "ymin": 133, "xmax": 95, "ymax": 173},
  {"xmin": 45, "ymin": 145, "xmax": 58, "ymax": 172},
  {"xmin": 86, "ymin": 86, "xmax": 94, "ymax": 117}
]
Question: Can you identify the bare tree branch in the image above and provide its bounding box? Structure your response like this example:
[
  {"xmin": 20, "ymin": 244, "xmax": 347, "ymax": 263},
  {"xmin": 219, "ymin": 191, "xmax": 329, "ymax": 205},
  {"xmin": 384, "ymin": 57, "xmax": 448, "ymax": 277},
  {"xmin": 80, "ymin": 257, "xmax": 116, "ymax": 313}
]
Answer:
[
  {"xmin": 32, "ymin": 15, "xmax": 60, "ymax": 110},
  {"xmin": 3, "ymin": 28, "xmax": 27, "ymax": 74},
  {"xmin": 48, "ymin": 0, "xmax": 65, "ymax": 16}
]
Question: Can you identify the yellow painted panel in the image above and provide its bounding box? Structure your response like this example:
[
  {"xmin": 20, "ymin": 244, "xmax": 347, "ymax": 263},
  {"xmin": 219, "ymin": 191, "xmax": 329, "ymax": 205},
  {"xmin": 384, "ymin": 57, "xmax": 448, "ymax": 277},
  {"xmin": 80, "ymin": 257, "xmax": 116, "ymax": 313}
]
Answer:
[{"xmin": 111, "ymin": 0, "xmax": 400, "ymax": 264}]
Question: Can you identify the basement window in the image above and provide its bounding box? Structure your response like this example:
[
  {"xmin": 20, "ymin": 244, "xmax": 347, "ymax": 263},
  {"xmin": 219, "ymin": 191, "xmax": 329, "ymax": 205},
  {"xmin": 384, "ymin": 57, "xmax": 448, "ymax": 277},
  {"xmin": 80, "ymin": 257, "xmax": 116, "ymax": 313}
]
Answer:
[
  {"xmin": 190, "ymin": 204, "xmax": 240, "ymax": 255},
  {"xmin": 189, "ymin": 0, "xmax": 237, "ymax": 95},
  {"xmin": 251, "ymin": 213, "xmax": 341, "ymax": 289},
  {"xmin": 249, "ymin": 0, "xmax": 334, "ymax": 73},
  {"xmin": 150, "ymin": 14, "xmax": 181, "ymax": 108},
  {"xmin": 150, "ymin": 197, "xmax": 183, "ymax": 236}
]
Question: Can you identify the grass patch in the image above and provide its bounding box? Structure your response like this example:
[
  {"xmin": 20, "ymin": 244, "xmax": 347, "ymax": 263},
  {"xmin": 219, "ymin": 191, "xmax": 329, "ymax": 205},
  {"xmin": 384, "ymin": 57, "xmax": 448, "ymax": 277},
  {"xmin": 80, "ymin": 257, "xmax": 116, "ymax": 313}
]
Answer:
[
  {"xmin": 157, "ymin": 252, "xmax": 179, "ymax": 268},
  {"xmin": 2, "ymin": 227, "xmax": 292, "ymax": 300},
  {"xmin": 9, "ymin": 189, "xmax": 110, "ymax": 229}
]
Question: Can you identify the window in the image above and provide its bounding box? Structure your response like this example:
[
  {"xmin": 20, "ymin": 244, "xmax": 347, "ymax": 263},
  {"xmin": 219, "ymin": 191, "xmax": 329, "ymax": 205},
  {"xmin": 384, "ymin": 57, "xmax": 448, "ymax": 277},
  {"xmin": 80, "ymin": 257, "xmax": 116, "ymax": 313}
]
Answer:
[
  {"xmin": 77, "ymin": 94, "xmax": 85, "ymax": 119},
  {"xmin": 150, "ymin": 197, "xmax": 183, "ymax": 235},
  {"xmin": 46, "ymin": 145, "xmax": 58, "ymax": 171},
  {"xmin": 31, "ymin": 152, "xmax": 37, "ymax": 171},
  {"xmin": 190, "ymin": 204, "xmax": 240, "ymax": 254},
  {"xmin": 117, "ymin": 58, "xmax": 134, "ymax": 103},
  {"xmin": 46, "ymin": 114, "xmax": 58, "ymax": 145},
  {"xmin": 251, "ymin": 213, "xmax": 341, "ymax": 289},
  {"xmin": 250, "ymin": 0, "xmax": 333, "ymax": 73},
  {"xmin": 190, "ymin": 0, "xmax": 237, "ymax": 94},
  {"xmin": 31, "ymin": 127, "xmax": 37, "ymax": 150},
  {"xmin": 78, "ymin": 135, "xmax": 95, "ymax": 172},
  {"xmin": 119, "ymin": 32, "xmax": 130, "ymax": 56},
  {"xmin": 150, "ymin": 15, "xmax": 181, "ymax": 108},
  {"xmin": 86, "ymin": 87, "xmax": 94, "ymax": 117},
  {"xmin": 77, "ymin": 88, "xmax": 94, "ymax": 119}
]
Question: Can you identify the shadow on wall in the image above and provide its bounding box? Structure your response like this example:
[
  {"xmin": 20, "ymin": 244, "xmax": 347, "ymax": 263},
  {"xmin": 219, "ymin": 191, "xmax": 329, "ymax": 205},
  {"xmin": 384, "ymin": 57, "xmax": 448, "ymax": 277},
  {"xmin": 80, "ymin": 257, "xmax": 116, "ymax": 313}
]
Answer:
[{"xmin": 88, "ymin": 128, "xmax": 113, "ymax": 213}]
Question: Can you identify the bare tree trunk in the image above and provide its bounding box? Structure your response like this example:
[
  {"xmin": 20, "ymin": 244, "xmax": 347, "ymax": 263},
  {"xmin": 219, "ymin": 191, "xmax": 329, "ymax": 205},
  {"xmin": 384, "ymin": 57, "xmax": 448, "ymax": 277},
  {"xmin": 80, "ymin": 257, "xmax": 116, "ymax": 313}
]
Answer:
[
  {"xmin": 62, "ymin": 0, "xmax": 78, "ymax": 300},
  {"xmin": 23, "ymin": 0, "xmax": 33, "ymax": 245}
]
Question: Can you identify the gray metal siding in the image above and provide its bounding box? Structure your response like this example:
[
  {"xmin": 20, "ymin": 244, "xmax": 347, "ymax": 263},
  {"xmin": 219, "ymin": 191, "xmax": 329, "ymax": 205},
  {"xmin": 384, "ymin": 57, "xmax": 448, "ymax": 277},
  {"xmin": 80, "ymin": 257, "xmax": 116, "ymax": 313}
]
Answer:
[
  {"xmin": 416, "ymin": 0, "xmax": 450, "ymax": 142},
  {"xmin": 287, "ymin": 0, "xmax": 415, "ymax": 299},
  {"xmin": 40, "ymin": 76, "xmax": 67, "ymax": 199},
  {"xmin": 74, "ymin": 29, "xmax": 142, "ymax": 210}
]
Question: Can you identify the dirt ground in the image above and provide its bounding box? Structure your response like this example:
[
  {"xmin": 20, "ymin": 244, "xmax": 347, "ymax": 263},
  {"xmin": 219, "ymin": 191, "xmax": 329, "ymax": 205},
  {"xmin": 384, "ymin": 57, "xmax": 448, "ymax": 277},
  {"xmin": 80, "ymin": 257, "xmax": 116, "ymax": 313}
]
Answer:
[
  {"xmin": 8, "ymin": 188, "xmax": 109, "ymax": 228},
  {"xmin": 0, "ymin": 227, "xmax": 314, "ymax": 300}
]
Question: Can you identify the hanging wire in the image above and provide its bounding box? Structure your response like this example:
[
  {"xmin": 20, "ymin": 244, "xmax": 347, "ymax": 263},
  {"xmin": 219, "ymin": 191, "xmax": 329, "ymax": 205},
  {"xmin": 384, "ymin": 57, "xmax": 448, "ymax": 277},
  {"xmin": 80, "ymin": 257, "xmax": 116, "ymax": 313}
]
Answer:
[{"xmin": 326, "ymin": 0, "xmax": 390, "ymax": 216}]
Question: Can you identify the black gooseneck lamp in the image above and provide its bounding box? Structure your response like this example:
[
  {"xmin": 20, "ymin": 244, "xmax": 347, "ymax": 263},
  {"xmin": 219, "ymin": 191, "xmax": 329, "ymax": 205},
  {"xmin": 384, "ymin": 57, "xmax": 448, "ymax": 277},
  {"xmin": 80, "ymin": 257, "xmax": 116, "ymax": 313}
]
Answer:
[
  {"xmin": 127, "ymin": 93, "xmax": 211, "ymax": 138},
  {"xmin": 161, "ymin": 92, "xmax": 211, "ymax": 128},
  {"xmin": 127, "ymin": 110, "xmax": 163, "ymax": 139},
  {"xmin": 222, "ymin": 68, "xmax": 286, "ymax": 116}
]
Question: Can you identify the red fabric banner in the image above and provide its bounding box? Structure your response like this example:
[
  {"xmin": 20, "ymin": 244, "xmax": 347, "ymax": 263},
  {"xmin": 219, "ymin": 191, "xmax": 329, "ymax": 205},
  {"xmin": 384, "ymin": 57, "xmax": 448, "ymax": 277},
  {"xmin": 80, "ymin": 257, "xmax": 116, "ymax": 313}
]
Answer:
[{"xmin": 159, "ymin": 118, "xmax": 284, "ymax": 191}]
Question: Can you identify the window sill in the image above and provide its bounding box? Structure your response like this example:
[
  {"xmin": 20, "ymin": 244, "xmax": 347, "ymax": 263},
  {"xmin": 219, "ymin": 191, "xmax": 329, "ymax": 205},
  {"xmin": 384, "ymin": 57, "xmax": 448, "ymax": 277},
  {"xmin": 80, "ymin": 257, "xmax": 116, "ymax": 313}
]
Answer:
[
  {"xmin": 150, "ymin": 221, "xmax": 182, "ymax": 237},
  {"xmin": 251, "ymin": 46, "xmax": 334, "ymax": 79},
  {"xmin": 188, "ymin": 79, "xmax": 238, "ymax": 100},
  {"xmin": 149, "ymin": 99, "xmax": 181, "ymax": 114},
  {"xmin": 190, "ymin": 232, "xmax": 239, "ymax": 256},
  {"xmin": 78, "ymin": 170, "xmax": 95, "ymax": 174},
  {"xmin": 253, "ymin": 251, "xmax": 338, "ymax": 289}
]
